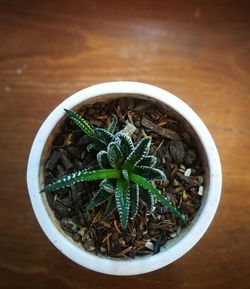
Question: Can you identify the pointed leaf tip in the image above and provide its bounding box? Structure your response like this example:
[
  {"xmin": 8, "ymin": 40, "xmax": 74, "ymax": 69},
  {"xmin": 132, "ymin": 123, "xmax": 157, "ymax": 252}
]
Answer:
[{"xmin": 124, "ymin": 136, "xmax": 152, "ymax": 170}]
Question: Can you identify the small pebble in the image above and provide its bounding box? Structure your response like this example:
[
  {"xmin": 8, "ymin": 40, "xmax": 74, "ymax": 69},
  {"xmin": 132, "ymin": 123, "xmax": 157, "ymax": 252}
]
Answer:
[
  {"xmin": 145, "ymin": 241, "xmax": 154, "ymax": 251},
  {"xmin": 170, "ymin": 227, "xmax": 181, "ymax": 238},
  {"xmin": 198, "ymin": 186, "xmax": 204, "ymax": 196},
  {"xmin": 121, "ymin": 123, "xmax": 137, "ymax": 136},
  {"xmin": 78, "ymin": 227, "xmax": 87, "ymax": 237},
  {"xmin": 72, "ymin": 232, "xmax": 81, "ymax": 242},
  {"xmin": 83, "ymin": 239, "xmax": 95, "ymax": 251},
  {"xmin": 54, "ymin": 201, "xmax": 71, "ymax": 217},
  {"xmin": 60, "ymin": 218, "xmax": 77, "ymax": 233},
  {"xmin": 100, "ymin": 246, "xmax": 107, "ymax": 253},
  {"xmin": 197, "ymin": 175, "xmax": 204, "ymax": 185},
  {"xmin": 184, "ymin": 168, "xmax": 192, "ymax": 177}
]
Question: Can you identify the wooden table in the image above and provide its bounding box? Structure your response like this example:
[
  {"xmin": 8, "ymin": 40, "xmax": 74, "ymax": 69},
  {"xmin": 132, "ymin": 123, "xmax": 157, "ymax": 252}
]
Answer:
[{"xmin": 0, "ymin": 1, "xmax": 249, "ymax": 288}]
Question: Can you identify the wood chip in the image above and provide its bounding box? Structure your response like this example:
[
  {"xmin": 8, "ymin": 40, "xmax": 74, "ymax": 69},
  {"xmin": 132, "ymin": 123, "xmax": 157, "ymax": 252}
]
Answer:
[
  {"xmin": 114, "ymin": 219, "xmax": 122, "ymax": 234},
  {"xmin": 107, "ymin": 236, "xmax": 111, "ymax": 253},
  {"xmin": 141, "ymin": 128, "xmax": 148, "ymax": 137},
  {"xmin": 156, "ymin": 120, "xmax": 168, "ymax": 127},
  {"xmin": 100, "ymin": 220, "xmax": 112, "ymax": 228},
  {"xmin": 92, "ymin": 209, "xmax": 102, "ymax": 224},
  {"xmin": 169, "ymin": 140, "xmax": 186, "ymax": 164},
  {"xmin": 154, "ymin": 139, "xmax": 164, "ymax": 153},
  {"xmin": 46, "ymin": 150, "xmax": 61, "ymax": 171},
  {"xmin": 142, "ymin": 117, "xmax": 181, "ymax": 140},
  {"xmin": 64, "ymin": 133, "xmax": 72, "ymax": 146},
  {"xmin": 102, "ymin": 233, "xmax": 112, "ymax": 244},
  {"xmin": 96, "ymin": 115, "xmax": 108, "ymax": 120},
  {"xmin": 115, "ymin": 246, "xmax": 133, "ymax": 257},
  {"xmin": 127, "ymin": 111, "xmax": 135, "ymax": 124},
  {"xmin": 60, "ymin": 151, "xmax": 73, "ymax": 170}
]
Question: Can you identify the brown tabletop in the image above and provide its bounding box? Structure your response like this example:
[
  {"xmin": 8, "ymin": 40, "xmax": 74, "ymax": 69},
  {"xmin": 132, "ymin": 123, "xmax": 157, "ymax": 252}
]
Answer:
[{"xmin": 0, "ymin": 1, "xmax": 249, "ymax": 288}]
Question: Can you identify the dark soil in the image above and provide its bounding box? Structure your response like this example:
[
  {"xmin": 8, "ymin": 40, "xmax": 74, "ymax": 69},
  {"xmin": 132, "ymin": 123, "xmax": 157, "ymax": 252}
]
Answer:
[{"xmin": 44, "ymin": 97, "xmax": 204, "ymax": 258}]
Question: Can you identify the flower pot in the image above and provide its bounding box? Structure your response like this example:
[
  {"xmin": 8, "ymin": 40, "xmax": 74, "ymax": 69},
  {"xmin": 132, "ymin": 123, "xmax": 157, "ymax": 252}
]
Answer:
[{"xmin": 27, "ymin": 81, "xmax": 222, "ymax": 275}]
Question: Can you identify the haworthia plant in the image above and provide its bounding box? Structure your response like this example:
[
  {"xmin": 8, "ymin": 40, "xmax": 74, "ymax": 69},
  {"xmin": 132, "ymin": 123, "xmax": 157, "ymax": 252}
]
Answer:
[{"xmin": 41, "ymin": 111, "xmax": 187, "ymax": 229}]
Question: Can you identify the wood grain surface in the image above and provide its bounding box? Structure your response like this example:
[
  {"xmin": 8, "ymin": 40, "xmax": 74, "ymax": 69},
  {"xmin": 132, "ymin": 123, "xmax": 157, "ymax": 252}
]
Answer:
[{"xmin": 0, "ymin": 1, "xmax": 249, "ymax": 288}]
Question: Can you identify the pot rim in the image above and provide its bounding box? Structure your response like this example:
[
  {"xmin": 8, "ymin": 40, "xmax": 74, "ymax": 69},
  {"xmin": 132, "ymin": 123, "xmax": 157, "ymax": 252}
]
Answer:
[{"xmin": 27, "ymin": 81, "xmax": 222, "ymax": 275}]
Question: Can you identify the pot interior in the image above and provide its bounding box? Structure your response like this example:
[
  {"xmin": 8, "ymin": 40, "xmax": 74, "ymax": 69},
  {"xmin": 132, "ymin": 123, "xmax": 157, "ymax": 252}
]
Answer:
[{"xmin": 39, "ymin": 93, "xmax": 209, "ymax": 259}]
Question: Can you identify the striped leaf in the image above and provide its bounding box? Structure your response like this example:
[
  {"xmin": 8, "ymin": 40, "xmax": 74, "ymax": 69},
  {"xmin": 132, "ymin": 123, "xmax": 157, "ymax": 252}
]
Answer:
[
  {"xmin": 115, "ymin": 179, "xmax": 130, "ymax": 229},
  {"xmin": 86, "ymin": 142, "xmax": 106, "ymax": 152},
  {"xmin": 129, "ymin": 173, "xmax": 188, "ymax": 223},
  {"xmin": 41, "ymin": 169, "xmax": 120, "ymax": 193},
  {"xmin": 87, "ymin": 189, "xmax": 112, "ymax": 209},
  {"xmin": 122, "ymin": 169, "xmax": 129, "ymax": 183},
  {"xmin": 139, "ymin": 189, "xmax": 154, "ymax": 214},
  {"xmin": 107, "ymin": 114, "xmax": 118, "ymax": 134},
  {"xmin": 124, "ymin": 137, "xmax": 151, "ymax": 170},
  {"xmin": 102, "ymin": 194, "xmax": 117, "ymax": 219},
  {"xmin": 95, "ymin": 128, "xmax": 113, "ymax": 145},
  {"xmin": 137, "ymin": 156, "xmax": 157, "ymax": 167},
  {"xmin": 99, "ymin": 179, "xmax": 116, "ymax": 194},
  {"xmin": 116, "ymin": 133, "xmax": 134, "ymax": 159},
  {"xmin": 107, "ymin": 142, "xmax": 124, "ymax": 169},
  {"xmin": 130, "ymin": 184, "xmax": 140, "ymax": 219},
  {"xmin": 64, "ymin": 109, "xmax": 94, "ymax": 136},
  {"xmin": 97, "ymin": 151, "xmax": 110, "ymax": 168},
  {"xmin": 133, "ymin": 166, "xmax": 166, "ymax": 180}
]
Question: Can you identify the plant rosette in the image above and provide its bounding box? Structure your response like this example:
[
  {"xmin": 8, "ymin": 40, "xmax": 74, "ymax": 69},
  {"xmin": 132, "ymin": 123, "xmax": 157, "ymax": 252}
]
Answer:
[{"xmin": 27, "ymin": 81, "xmax": 222, "ymax": 275}]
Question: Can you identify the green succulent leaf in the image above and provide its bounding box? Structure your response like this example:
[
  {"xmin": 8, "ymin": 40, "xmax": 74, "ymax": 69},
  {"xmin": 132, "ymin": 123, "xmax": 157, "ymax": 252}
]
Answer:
[
  {"xmin": 102, "ymin": 194, "xmax": 116, "ymax": 219},
  {"xmin": 116, "ymin": 132, "xmax": 134, "ymax": 159},
  {"xmin": 87, "ymin": 189, "xmax": 112, "ymax": 209},
  {"xmin": 97, "ymin": 151, "xmax": 111, "ymax": 168},
  {"xmin": 129, "ymin": 173, "xmax": 188, "ymax": 224},
  {"xmin": 130, "ymin": 184, "xmax": 140, "ymax": 219},
  {"xmin": 41, "ymin": 169, "xmax": 121, "ymax": 193},
  {"xmin": 115, "ymin": 179, "xmax": 130, "ymax": 229},
  {"xmin": 86, "ymin": 143, "xmax": 96, "ymax": 152},
  {"xmin": 124, "ymin": 137, "xmax": 151, "ymax": 170},
  {"xmin": 121, "ymin": 169, "xmax": 129, "ymax": 183},
  {"xmin": 133, "ymin": 166, "xmax": 166, "ymax": 181},
  {"xmin": 137, "ymin": 156, "xmax": 157, "ymax": 167},
  {"xmin": 86, "ymin": 142, "xmax": 106, "ymax": 152},
  {"xmin": 107, "ymin": 114, "xmax": 118, "ymax": 134},
  {"xmin": 95, "ymin": 128, "xmax": 113, "ymax": 145},
  {"xmin": 99, "ymin": 179, "xmax": 116, "ymax": 194},
  {"xmin": 140, "ymin": 189, "xmax": 154, "ymax": 214},
  {"xmin": 107, "ymin": 142, "xmax": 124, "ymax": 169},
  {"xmin": 64, "ymin": 109, "xmax": 94, "ymax": 136}
]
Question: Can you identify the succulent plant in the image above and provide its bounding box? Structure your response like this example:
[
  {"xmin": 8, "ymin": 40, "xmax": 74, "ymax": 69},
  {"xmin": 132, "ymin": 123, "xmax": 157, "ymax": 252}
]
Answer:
[{"xmin": 41, "ymin": 113, "xmax": 187, "ymax": 229}]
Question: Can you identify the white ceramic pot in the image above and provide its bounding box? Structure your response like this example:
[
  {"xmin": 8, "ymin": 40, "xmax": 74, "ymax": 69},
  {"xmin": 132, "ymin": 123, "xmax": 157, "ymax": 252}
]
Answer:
[{"xmin": 27, "ymin": 81, "xmax": 222, "ymax": 275}]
